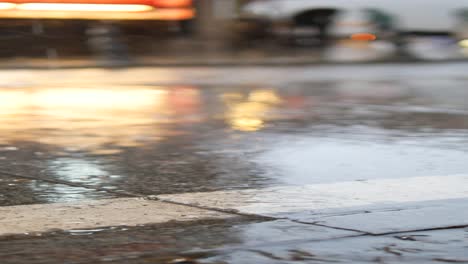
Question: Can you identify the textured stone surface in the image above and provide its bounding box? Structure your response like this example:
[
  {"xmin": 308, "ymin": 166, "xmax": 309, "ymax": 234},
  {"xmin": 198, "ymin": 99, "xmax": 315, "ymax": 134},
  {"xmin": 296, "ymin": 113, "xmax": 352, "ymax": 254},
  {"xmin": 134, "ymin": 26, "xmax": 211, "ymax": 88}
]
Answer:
[{"xmin": 0, "ymin": 198, "xmax": 233, "ymax": 235}]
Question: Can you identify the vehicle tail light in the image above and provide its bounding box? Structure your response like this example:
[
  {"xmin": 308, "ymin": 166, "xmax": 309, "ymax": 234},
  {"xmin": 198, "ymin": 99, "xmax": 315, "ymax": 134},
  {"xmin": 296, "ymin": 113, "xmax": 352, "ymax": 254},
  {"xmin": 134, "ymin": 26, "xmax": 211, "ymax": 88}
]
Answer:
[
  {"xmin": 0, "ymin": 2, "xmax": 16, "ymax": 10},
  {"xmin": 350, "ymin": 33, "xmax": 377, "ymax": 41},
  {"xmin": 16, "ymin": 3, "xmax": 153, "ymax": 12},
  {"xmin": 154, "ymin": 0, "xmax": 192, "ymax": 8}
]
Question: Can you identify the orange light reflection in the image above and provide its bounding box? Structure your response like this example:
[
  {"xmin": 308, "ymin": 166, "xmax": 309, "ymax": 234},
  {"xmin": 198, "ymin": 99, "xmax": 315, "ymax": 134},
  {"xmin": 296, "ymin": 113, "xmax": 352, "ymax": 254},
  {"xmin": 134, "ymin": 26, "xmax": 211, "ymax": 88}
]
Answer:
[
  {"xmin": 350, "ymin": 33, "xmax": 377, "ymax": 41},
  {"xmin": 0, "ymin": 86, "xmax": 173, "ymax": 153}
]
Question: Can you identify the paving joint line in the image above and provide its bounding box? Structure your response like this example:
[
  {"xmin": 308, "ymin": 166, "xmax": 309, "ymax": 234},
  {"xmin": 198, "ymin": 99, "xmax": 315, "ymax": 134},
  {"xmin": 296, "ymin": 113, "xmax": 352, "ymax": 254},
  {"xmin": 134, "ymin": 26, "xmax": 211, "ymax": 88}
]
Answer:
[
  {"xmin": 368, "ymin": 224, "xmax": 468, "ymax": 236},
  {"xmin": 292, "ymin": 221, "xmax": 468, "ymax": 237},
  {"xmin": 291, "ymin": 220, "xmax": 372, "ymax": 235},
  {"xmin": 0, "ymin": 170, "xmax": 272, "ymax": 221},
  {"xmin": 150, "ymin": 199, "xmax": 468, "ymax": 238},
  {"xmin": 151, "ymin": 196, "xmax": 277, "ymax": 221},
  {"xmin": 4, "ymin": 171, "xmax": 467, "ymax": 237},
  {"xmin": 151, "ymin": 198, "xmax": 375, "ymax": 236}
]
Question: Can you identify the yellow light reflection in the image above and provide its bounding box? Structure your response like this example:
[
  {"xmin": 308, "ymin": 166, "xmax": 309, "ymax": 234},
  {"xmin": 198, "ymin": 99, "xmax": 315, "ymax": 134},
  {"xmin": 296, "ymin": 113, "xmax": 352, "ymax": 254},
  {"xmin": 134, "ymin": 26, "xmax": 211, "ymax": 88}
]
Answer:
[
  {"xmin": 0, "ymin": 2, "xmax": 15, "ymax": 10},
  {"xmin": 224, "ymin": 90, "xmax": 282, "ymax": 132},
  {"xmin": 0, "ymin": 86, "xmax": 173, "ymax": 153},
  {"xmin": 458, "ymin": 39, "xmax": 468, "ymax": 48},
  {"xmin": 248, "ymin": 90, "xmax": 282, "ymax": 104},
  {"xmin": 17, "ymin": 3, "xmax": 153, "ymax": 12},
  {"xmin": 231, "ymin": 117, "xmax": 264, "ymax": 132}
]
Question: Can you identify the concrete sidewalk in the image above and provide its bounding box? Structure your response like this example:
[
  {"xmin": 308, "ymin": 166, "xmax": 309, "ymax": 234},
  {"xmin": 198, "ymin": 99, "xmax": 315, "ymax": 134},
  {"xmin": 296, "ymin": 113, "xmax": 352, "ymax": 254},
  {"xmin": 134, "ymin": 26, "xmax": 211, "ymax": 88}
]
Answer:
[
  {"xmin": 1, "ymin": 173, "xmax": 468, "ymax": 263},
  {"xmin": 1, "ymin": 64, "xmax": 468, "ymax": 263}
]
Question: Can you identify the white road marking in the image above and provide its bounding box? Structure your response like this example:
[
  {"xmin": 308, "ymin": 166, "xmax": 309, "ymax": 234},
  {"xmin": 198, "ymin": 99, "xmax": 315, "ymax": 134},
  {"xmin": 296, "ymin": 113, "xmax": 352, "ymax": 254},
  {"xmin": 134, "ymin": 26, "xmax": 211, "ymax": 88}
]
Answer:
[
  {"xmin": 0, "ymin": 198, "xmax": 232, "ymax": 236},
  {"xmin": 158, "ymin": 174, "xmax": 468, "ymax": 216}
]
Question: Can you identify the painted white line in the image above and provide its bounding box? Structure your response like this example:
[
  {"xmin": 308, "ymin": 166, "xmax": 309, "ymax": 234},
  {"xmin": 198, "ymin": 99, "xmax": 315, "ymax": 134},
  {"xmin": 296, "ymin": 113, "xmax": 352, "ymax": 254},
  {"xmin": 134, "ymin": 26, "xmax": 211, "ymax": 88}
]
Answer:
[
  {"xmin": 158, "ymin": 174, "xmax": 468, "ymax": 216},
  {"xmin": 0, "ymin": 198, "xmax": 232, "ymax": 236}
]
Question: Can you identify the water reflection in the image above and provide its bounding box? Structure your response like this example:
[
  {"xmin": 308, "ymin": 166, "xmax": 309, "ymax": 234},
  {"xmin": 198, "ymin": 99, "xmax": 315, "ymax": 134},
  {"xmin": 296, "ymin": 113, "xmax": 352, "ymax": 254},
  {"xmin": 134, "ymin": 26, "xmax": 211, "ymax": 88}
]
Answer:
[
  {"xmin": 0, "ymin": 174, "xmax": 114, "ymax": 206},
  {"xmin": 49, "ymin": 158, "xmax": 117, "ymax": 185},
  {"xmin": 223, "ymin": 89, "xmax": 282, "ymax": 132},
  {"xmin": 28, "ymin": 181, "xmax": 113, "ymax": 203},
  {"xmin": 0, "ymin": 86, "xmax": 170, "ymax": 153},
  {"xmin": 1, "ymin": 81, "xmax": 468, "ymax": 201}
]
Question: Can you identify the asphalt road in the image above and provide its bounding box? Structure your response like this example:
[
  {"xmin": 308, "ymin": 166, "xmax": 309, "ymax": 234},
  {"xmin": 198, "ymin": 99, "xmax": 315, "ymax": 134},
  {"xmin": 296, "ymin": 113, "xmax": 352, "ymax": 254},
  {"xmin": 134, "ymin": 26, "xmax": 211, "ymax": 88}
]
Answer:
[{"xmin": 1, "ymin": 63, "xmax": 468, "ymax": 263}]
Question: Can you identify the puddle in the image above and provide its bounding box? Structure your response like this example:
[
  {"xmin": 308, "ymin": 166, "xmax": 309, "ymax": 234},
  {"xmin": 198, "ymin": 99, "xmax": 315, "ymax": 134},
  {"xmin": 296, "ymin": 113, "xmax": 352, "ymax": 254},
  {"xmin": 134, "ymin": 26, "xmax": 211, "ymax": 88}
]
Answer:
[{"xmin": 254, "ymin": 133, "xmax": 468, "ymax": 185}]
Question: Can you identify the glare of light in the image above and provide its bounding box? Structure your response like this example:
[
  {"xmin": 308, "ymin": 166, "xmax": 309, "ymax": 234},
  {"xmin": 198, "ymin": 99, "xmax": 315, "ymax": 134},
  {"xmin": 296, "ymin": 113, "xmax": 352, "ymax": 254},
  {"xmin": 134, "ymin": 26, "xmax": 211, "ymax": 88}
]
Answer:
[
  {"xmin": 248, "ymin": 90, "xmax": 282, "ymax": 104},
  {"xmin": 227, "ymin": 101, "xmax": 269, "ymax": 132},
  {"xmin": 17, "ymin": 3, "xmax": 154, "ymax": 12},
  {"xmin": 32, "ymin": 88, "xmax": 165, "ymax": 110},
  {"xmin": 231, "ymin": 118, "xmax": 264, "ymax": 132},
  {"xmin": 458, "ymin": 39, "xmax": 468, "ymax": 48},
  {"xmin": 0, "ymin": 87, "xmax": 170, "ymax": 151},
  {"xmin": 350, "ymin": 33, "xmax": 377, "ymax": 41},
  {"xmin": 155, "ymin": 0, "xmax": 192, "ymax": 8},
  {"xmin": 155, "ymin": 8, "xmax": 195, "ymax": 20},
  {"xmin": 0, "ymin": 90, "xmax": 29, "ymax": 112},
  {"xmin": 0, "ymin": 2, "xmax": 16, "ymax": 10},
  {"xmin": 224, "ymin": 89, "xmax": 282, "ymax": 132}
]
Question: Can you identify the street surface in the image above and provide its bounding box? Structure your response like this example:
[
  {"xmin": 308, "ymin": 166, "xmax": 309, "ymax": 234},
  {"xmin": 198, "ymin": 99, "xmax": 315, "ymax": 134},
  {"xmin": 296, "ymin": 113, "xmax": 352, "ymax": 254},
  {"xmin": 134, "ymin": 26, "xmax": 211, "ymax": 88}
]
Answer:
[{"xmin": 1, "ymin": 63, "xmax": 468, "ymax": 263}]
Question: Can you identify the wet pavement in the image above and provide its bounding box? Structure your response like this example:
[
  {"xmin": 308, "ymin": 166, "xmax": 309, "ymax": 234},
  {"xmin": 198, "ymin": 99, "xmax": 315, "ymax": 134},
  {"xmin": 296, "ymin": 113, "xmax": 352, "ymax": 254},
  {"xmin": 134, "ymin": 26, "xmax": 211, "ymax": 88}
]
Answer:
[
  {"xmin": 0, "ymin": 219, "xmax": 359, "ymax": 264},
  {"xmin": 1, "ymin": 63, "xmax": 468, "ymax": 262},
  {"xmin": 1, "ymin": 218, "xmax": 467, "ymax": 263},
  {"xmin": 1, "ymin": 73, "xmax": 468, "ymax": 196},
  {"xmin": 0, "ymin": 173, "xmax": 115, "ymax": 206}
]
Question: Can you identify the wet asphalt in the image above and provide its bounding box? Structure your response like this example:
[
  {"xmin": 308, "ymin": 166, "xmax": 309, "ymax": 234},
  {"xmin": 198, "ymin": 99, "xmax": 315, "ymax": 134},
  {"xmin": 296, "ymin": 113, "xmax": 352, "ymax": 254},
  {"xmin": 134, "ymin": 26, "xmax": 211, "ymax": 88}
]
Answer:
[{"xmin": 1, "ymin": 63, "xmax": 468, "ymax": 263}]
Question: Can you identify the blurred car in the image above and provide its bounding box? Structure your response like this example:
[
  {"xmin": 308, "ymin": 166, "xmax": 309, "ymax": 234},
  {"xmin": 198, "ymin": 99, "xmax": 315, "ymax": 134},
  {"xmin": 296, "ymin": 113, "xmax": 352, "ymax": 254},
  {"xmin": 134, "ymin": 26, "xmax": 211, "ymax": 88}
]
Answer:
[
  {"xmin": 0, "ymin": 0, "xmax": 195, "ymax": 59},
  {"xmin": 0, "ymin": 0, "xmax": 194, "ymax": 22},
  {"xmin": 238, "ymin": 0, "xmax": 468, "ymax": 47}
]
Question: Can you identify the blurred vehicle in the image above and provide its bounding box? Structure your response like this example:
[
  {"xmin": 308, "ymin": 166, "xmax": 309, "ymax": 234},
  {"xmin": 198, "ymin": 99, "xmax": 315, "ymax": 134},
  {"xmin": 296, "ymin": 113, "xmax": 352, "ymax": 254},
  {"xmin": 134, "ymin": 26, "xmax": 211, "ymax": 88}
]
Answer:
[
  {"xmin": 0, "ymin": 0, "xmax": 195, "ymax": 59},
  {"xmin": 237, "ymin": 0, "xmax": 468, "ymax": 47},
  {"xmin": 0, "ymin": 0, "xmax": 194, "ymax": 23}
]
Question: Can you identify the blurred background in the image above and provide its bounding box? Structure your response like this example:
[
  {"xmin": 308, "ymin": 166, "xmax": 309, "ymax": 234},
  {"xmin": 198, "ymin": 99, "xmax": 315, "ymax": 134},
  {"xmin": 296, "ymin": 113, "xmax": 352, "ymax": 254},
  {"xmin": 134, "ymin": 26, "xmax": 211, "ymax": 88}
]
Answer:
[{"xmin": 0, "ymin": 0, "xmax": 467, "ymax": 65}]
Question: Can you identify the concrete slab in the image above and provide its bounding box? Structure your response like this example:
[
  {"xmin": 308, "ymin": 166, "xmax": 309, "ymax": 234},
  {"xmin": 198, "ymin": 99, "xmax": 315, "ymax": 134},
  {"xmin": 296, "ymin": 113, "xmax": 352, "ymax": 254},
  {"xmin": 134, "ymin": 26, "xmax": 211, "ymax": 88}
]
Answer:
[
  {"xmin": 304, "ymin": 199, "xmax": 468, "ymax": 234},
  {"xmin": 200, "ymin": 228, "xmax": 468, "ymax": 263},
  {"xmin": 158, "ymin": 175, "xmax": 468, "ymax": 233},
  {"xmin": 0, "ymin": 198, "xmax": 233, "ymax": 235}
]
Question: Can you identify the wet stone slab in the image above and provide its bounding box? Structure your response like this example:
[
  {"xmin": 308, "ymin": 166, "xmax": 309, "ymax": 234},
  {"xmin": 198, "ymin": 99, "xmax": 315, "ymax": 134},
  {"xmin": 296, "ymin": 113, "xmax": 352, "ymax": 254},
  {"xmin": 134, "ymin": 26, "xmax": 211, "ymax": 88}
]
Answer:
[
  {"xmin": 1, "ymin": 218, "xmax": 466, "ymax": 264},
  {"xmin": 0, "ymin": 174, "xmax": 118, "ymax": 206},
  {"xmin": 0, "ymin": 198, "xmax": 233, "ymax": 235},
  {"xmin": 198, "ymin": 227, "xmax": 468, "ymax": 264},
  {"xmin": 304, "ymin": 199, "xmax": 468, "ymax": 235},
  {"xmin": 0, "ymin": 219, "xmax": 359, "ymax": 264},
  {"xmin": 158, "ymin": 175, "xmax": 468, "ymax": 234}
]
